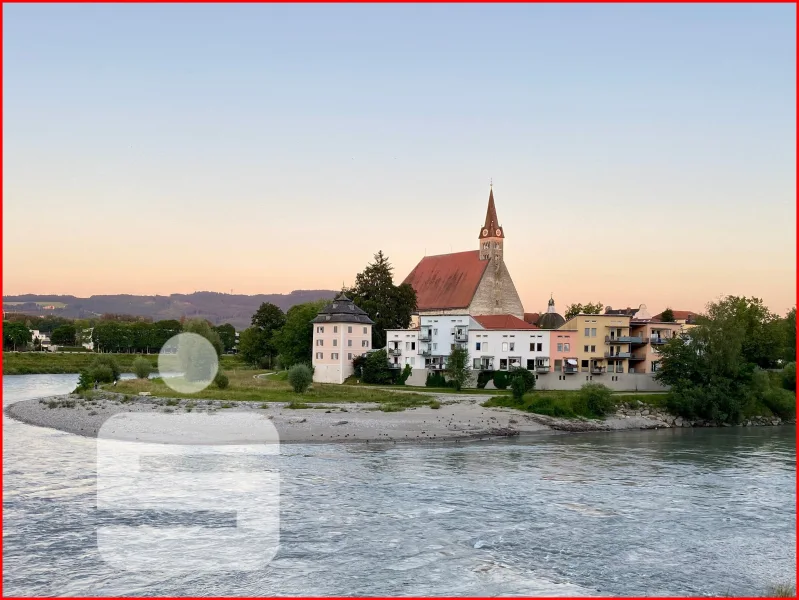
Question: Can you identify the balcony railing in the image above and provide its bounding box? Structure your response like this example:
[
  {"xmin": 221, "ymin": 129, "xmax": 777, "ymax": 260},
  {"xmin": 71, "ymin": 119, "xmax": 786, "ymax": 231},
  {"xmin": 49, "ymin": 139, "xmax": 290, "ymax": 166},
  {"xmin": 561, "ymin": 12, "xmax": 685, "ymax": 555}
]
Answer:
[
  {"xmin": 628, "ymin": 355, "xmax": 645, "ymax": 361},
  {"xmin": 536, "ymin": 364, "xmax": 550, "ymax": 373},
  {"xmin": 388, "ymin": 362, "xmax": 402, "ymax": 369},
  {"xmin": 605, "ymin": 336, "xmax": 643, "ymax": 344},
  {"xmin": 419, "ymin": 349, "xmax": 432, "ymax": 357},
  {"xmin": 454, "ymin": 331, "xmax": 468, "ymax": 342},
  {"xmin": 604, "ymin": 351, "xmax": 631, "ymax": 359},
  {"xmin": 650, "ymin": 337, "xmax": 667, "ymax": 345},
  {"xmin": 591, "ymin": 366, "xmax": 606, "ymax": 374},
  {"xmin": 418, "ymin": 331, "xmax": 432, "ymax": 341},
  {"xmin": 473, "ymin": 358, "xmax": 495, "ymax": 370},
  {"xmin": 387, "ymin": 347, "xmax": 402, "ymax": 356},
  {"xmin": 563, "ymin": 366, "xmax": 578, "ymax": 374}
]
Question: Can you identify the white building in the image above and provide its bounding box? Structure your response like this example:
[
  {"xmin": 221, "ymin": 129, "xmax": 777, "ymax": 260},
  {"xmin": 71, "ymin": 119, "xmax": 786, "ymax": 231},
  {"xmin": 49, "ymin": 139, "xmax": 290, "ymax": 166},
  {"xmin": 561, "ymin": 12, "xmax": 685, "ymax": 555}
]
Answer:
[
  {"xmin": 30, "ymin": 330, "xmax": 51, "ymax": 350},
  {"xmin": 311, "ymin": 295, "xmax": 374, "ymax": 384}
]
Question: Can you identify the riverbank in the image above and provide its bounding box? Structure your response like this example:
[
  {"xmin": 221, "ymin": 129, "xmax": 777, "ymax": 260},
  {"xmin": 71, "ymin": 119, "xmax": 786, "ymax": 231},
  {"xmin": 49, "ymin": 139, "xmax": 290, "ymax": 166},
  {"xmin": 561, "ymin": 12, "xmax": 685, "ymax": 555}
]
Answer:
[{"xmin": 2, "ymin": 352, "xmax": 249, "ymax": 375}]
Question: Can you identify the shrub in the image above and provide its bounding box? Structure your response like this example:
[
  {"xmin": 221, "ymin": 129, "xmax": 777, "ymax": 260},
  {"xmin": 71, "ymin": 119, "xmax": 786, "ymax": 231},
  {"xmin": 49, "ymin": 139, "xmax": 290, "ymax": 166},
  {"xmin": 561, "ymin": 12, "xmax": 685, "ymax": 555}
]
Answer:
[
  {"xmin": 492, "ymin": 371, "xmax": 509, "ymax": 390},
  {"xmin": 476, "ymin": 371, "xmax": 493, "ymax": 389},
  {"xmin": 426, "ymin": 371, "xmax": 447, "ymax": 388},
  {"xmin": 132, "ymin": 356, "xmax": 152, "ymax": 379},
  {"xmin": 511, "ymin": 376, "xmax": 526, "ymax": 400},
  {"xmin": 352, "ymin": 354, "xmax": 367, "ymax": 378},
  {"xmin": 782, "ymin": 362, "xmax": 796, "ymax": 391},
  {"xmin": 430, "ymin": 400, "xmax": 441, "ymax": 409},
  {"xmin": 362, "ymin": 350, "xmax": 393, "ymax": 384},
  {"xmin": 74, "ymin": 370, "xmax": 95, "ymax": 392},
  {"xmin": 89, "ymin": 355, "xmax": 120, "ymax": 382},
  {"xmin": 398, "ymin": 364, "xmax": 413, "ymax": 385},
  {"xmin": 287, "ymin": 364, "xmax": 313, "ymax": 393},
  {"xmin": 762, "ymin": 387, "xmax": 796, "ymax": 420},
  {"xmin": 578, "ymin": 383, "xmax": 615, "ymax": 417},
  {"xmin": 510, "ymin": 367, "xmax": 536, "ymax": 394},
  {"xmin": 214, "ymin": 372, "xmax": 230, "ymax": 389}
]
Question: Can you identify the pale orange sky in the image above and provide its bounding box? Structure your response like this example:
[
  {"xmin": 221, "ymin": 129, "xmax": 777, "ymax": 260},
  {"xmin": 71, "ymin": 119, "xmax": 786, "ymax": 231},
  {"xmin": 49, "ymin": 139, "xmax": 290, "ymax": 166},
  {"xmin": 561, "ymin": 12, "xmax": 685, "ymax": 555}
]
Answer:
[{"xmin": 3, "ymin": 4, "xmax": 796, "ymax": 316}]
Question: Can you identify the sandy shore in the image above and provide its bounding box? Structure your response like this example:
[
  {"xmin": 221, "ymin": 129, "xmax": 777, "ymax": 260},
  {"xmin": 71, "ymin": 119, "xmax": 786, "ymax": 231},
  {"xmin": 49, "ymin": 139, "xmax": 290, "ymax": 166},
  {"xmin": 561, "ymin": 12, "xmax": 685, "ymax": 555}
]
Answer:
[{"xmin": 3, "ymin": 389, "xmax": 692, "ymax": 444}]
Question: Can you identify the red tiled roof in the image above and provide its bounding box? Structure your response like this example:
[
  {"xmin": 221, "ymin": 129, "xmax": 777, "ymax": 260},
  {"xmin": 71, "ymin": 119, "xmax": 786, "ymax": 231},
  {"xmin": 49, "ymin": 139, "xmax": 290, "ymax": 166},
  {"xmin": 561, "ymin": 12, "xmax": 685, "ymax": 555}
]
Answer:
[
  {"xmin": 653, "ymin": 310, "xmax": 698, "ymax": 322},
  {"xmin": 524, "ymin": 312, "xmax": 540, "ymax": 325},
  {"xmin": 473, "ymin": 314, "xmax": 539, "ymax": 330},
  {"xmin": 403, "ymin": 250, "xmax": 488, "ymax": 311}
]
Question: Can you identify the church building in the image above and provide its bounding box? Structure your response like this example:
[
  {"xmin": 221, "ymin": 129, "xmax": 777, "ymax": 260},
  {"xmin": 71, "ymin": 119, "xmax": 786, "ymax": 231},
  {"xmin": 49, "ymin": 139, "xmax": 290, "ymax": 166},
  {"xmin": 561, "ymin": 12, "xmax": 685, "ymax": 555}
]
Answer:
[{"xmin": 402, "ymin": 186, "xmax": 525, "ymax": 319}]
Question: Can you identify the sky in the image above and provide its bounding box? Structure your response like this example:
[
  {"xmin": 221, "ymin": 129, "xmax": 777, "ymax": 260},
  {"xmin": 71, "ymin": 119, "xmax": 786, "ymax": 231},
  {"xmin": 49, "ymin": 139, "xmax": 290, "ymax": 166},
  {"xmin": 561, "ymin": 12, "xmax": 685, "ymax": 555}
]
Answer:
[{"xmin": 3, "ymin": 3, "xmax": 796, "ymax": 315}]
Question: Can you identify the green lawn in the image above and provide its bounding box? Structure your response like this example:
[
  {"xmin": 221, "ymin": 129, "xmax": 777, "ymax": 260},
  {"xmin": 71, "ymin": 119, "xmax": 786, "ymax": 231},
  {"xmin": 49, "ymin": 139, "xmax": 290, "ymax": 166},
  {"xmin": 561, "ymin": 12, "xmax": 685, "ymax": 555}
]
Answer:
[
  {"xmin": 3, "ymin": 351, "xmax": 250, "ymax": 375},
  {"xmin": 106, "ymin": 369, "xmax": 436, "ymax": 411}
]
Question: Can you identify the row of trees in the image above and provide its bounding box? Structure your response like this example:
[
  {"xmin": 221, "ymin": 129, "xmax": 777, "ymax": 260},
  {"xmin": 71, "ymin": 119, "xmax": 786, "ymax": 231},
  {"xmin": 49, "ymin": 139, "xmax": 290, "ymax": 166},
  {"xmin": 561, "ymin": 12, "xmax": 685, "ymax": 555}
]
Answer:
[
  {"xmin": 238, "ymin": 251, "xmax": 418, "ymax": 369},
  {"xmin": 655, "ymin": 297, "xmax": 796, "ymax": 424}
]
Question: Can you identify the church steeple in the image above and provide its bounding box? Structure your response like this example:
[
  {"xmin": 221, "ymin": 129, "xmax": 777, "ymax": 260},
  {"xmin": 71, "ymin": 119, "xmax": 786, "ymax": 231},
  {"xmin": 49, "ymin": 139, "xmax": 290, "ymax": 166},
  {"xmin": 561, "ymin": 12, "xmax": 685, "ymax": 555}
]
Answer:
[{"xmin": 479, "ymin": 184, "xmax": 504, "ymax": 262}]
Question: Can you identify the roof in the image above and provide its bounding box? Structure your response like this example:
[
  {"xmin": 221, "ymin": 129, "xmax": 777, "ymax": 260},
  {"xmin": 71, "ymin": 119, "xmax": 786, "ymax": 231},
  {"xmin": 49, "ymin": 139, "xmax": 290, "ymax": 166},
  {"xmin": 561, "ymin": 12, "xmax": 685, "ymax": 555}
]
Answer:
[
  {"xmin": 479, "ymin": 187, "xmax": 503, "ymax": 239},
  {"xmin": 523, "ymin": 312, "xmax": 540, "ymax": 325},
  {"xmin": 604, "ymin": 306, "xmax": 638, "ymax": 316},
  {"xmin": 537, "ymin": 312, "xmax": 566, "ymax": 330},
  {"xmin": 652, "ymin": 310, "xmax": 699, "ymax": 322},
  {"xmin": 402, "ymin": 250, "xmax": 489, "ymax": 311},
  {"xmin": 473, "ymin": 314, "xmax": 539, "ymax": 330},
  {"xmin": 311, "ymin": 294, "xmax": 375, "ymax": 324}
]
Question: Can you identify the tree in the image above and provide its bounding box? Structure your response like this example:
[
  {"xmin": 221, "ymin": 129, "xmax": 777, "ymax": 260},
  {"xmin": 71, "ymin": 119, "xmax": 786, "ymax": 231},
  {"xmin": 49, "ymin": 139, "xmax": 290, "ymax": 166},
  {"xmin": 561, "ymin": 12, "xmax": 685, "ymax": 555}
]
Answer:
[
  {"xmin": 152, "ymin": 319, "xmax": 182, "ymax": 351},
  {"xmin": 565, "ymin": 302, "xmax": 604, "ymax": 320},
  {"xmin": 273, "ymin": 300, "xmax": 331, "ymax": 368},
  {"xmin": 783, "ymin": 307, "xmax": 796, "ymax": 363},
  {"xmin": 287, "ymin": 364, "xmax": 313, "ymax": 393},
  {"xmin": 51, "ymin": 324, "xmax": 77, "ymax": 346},
  {"xmin": 362, "ymin": 349, "xmax": 393, "ymax": 384},
  {"xmin": 705, "ymin": 296, "xmax": 783, "ymax": 369},
  {"xmin": 249, "ymin": 303, "xmax": 285, "ymax": 367},
  {"xmin": 4, "ymin": 322, "xmax": 32, "ymax": 351},
  {"xmin": 238, "ymin": 327, "xmax": 270, "ymax": 367},
  {"xmin": 343, "ymin": 251, "xmax": 417, "ymax": 349},
  {"xmin": 509, "ymin": 366, "xmax": 536, "ymax": 395},
  {"xmin": 132, "ymin": 356, "xmax": 152, "ymax": 379},
  {"xmin": 660, "ymin": 308, "xmax": 676, "ymax": 322},
  {"xmin": 215, "ymin": 323, "xmax": 237, "ymax": 353},
  {"xmin": 182, "ymin": 318, "xmax": 224, "ymax": 357},
  {"xmin": 445, "ymin": 346, "xmax": 470, "ymax": 391}
]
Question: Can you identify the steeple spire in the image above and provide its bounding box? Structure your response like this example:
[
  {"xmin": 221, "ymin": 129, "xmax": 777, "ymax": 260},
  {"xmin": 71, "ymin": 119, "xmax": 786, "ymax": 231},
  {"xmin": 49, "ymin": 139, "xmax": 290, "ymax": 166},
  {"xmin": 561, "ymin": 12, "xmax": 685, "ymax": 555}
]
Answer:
[{"xmin": 479, "ymin": 185, "xmax": 503, "ymax": 240}]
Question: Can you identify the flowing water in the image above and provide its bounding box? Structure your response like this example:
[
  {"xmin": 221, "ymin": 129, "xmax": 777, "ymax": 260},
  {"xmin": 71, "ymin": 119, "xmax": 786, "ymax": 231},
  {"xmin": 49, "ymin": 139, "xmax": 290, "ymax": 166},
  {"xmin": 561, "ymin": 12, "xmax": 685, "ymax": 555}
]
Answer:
[{"xmin": 3, "ymin": 374, "xmax": 796, "ymax": 596}]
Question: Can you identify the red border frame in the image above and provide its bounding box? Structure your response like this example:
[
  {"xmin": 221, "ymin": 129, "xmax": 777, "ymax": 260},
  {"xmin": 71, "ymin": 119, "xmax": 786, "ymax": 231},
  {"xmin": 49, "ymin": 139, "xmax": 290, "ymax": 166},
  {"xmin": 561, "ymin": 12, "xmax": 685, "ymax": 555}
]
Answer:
[{"xmin": 0, "ymin": 1, "xmax": 795, "ymax": 599}]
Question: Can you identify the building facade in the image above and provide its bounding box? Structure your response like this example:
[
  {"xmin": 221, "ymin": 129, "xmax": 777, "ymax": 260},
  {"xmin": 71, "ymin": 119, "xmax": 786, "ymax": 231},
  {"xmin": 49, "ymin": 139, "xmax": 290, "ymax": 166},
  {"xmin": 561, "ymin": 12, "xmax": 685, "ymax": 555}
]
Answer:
[
  {"xmin": 311, "ymin": 295, "xmax": 374, "ymax": 384},
  {"xmin": 559, "ymin": 314, "xmax": 634, "ymax": 381}
]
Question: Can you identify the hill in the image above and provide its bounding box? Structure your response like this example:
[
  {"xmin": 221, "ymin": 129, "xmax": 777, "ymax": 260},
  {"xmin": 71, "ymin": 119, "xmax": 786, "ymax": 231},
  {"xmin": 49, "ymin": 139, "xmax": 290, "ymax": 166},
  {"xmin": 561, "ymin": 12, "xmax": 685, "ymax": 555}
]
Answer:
[{"xmin": 2, "ymin": 290, "xmax": 337, "ymax": 330}]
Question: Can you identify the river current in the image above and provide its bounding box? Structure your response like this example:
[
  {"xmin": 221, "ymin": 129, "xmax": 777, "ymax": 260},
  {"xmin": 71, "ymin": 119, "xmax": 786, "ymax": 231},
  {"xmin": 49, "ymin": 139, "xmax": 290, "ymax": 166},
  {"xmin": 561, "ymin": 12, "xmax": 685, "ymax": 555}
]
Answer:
[{"xmin": 2, "ymin": 374, "xmax": 796, "ymax": 596}]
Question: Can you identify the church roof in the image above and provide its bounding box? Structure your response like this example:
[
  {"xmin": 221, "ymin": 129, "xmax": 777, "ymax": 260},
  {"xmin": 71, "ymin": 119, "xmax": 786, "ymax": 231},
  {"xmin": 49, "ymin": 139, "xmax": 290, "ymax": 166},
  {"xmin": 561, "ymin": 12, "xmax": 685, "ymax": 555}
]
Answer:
[
  {"xmin": 479, "ymin": 186, "xmax": 504, "ymax": 239},
  {"xmin": 310, "ymin": 294, "xmax": 375, "ymax": 324},
  {"xmin": 537, "ymin": 312, "xmax": 566, "ymax": 330},
  {"xmin": 402, "ymin": 250, "xmax": 489, "ymax": 311},
  {"xmin": 473, "ymin": 314, "xmax": 538, "ymax": 330},
  {"xmin": 524, "ymin": 312, "xmax": 540, "ymax": 326}
]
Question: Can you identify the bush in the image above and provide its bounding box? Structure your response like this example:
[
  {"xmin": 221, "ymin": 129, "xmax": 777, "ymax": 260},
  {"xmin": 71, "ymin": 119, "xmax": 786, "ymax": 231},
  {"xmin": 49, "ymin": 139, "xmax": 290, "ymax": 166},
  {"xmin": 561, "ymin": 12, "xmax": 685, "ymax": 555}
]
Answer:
[
  {"xmin": 762, "ymin": 387, "xmax": 796, "ymax": 420},
  {"xmin": 398, "ymin": 364, "xmax": 412, "ymax": 385},
  {"xmin": 89, "ymin": 355, "xmax": 120, "ymax": 382},
  {"xmin": 511, "ymin": 376, "xmax": 526, "ymax": 400},
  {"xmin": 132, "ymin": 356, "xmax": 152, "ymax": 379},
  {"xmin": 91, "ymin": 364, "xmax": 115, "ymax": 384},
  {"xmin": 510, "ymin": 367, "xmax": 536, "ymax": 394},
  {"xmin": 287, "ymin": 364, "xmax": 313, "ymax": 393},
  {"xmin": 492, "ymin": 371, "xmax": 509, "ymax": 390},
  {"xmin": 578, "ymin": 383, "xmax": 615, "ymax": 417},
  {"xmin": 426, "ymin": 371, "xmax": 447, "ymax": 388},
  {"xmin": 782, "ymin": 362, "xmax": 796, "ymax": 391},
  {"xmin": 362, "ymin": 350, "xmax": 394, "ymax": 384},
  {"xmin": 74, "ymin": 370, "xmax": 95, "ymax": 392},
  {"xmin": 214, "ymin": 372, "xmax": 230, "ymax": 389},
  {"xmin": 476, "ymin": 371, "xmax": 493, "ymax": 389}
]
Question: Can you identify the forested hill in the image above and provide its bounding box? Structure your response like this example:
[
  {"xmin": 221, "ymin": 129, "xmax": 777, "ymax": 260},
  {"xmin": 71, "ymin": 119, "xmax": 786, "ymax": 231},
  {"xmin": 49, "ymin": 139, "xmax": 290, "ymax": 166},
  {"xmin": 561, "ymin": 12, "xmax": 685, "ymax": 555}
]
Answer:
[{"xmin": 2, "ymin": 290, "xmax": 337, "ymax": 330}]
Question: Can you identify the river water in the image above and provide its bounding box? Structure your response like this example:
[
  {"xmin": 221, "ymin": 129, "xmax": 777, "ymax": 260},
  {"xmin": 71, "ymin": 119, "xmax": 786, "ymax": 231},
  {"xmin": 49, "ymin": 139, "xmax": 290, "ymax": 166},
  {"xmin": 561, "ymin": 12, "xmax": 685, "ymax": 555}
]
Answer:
[{"xmin": 2, "ymin": 374, "xmax": 796, "ymax": 596}]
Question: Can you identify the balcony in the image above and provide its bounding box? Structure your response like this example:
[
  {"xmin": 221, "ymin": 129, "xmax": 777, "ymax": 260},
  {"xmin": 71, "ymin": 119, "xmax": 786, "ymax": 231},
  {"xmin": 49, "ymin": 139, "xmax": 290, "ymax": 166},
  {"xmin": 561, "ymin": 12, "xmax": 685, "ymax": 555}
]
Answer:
[
  {"xmin": 605, "ymin": 335, "xmax": 642, "ymax": 344},
  {"xmin": 429, "ymin": 363, "xmax": 446, "ymax": 371},
  {"xmin": 473, "ymin": 358, "xmax": 495, "ymax": 371},
  {"xmin": 563, "ymin": 366, "xmax": 578, "ymax": 374},
  {"xmin": 454, "ymin": 331, "xmax": 468, "ymax": 342},
  {"xmin": 387, "ymin": 347, "xmax": 402, "ymax": 356},
  {"xmin": 419, "ymin": 349, "xmax": 432, "ymax": 357},
  {"xmin": 591, "ymin": 366, "xmax": 606, "ymax": 374},
  {"xmin": 418, "ymin": 331, "xmax": 432, "ymax": 342},
  {"xmin": 536, "ymin": 364, "xmax": 550, "ymax": 374},
  {"xmin": 650, "ymin": 337, "xmax": 667, "ymax": 345},
  {"xmin": 628, "ymin": 355, "xmax": 645, "ymax": 361},
  {"xmin": 604, "ymin": 351, "xmax": 631, "ymax": 359},
  {"xmin": 388, "ymin": 362, "xmax": 402, "ymax": 369}
]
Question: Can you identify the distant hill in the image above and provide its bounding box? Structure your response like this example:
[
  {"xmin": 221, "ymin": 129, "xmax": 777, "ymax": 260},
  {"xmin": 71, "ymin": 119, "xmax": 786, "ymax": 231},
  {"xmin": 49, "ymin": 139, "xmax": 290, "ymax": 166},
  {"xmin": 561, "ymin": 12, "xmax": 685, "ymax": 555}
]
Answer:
[{"xmin": 2, "ymin": 290, "xmax": 338, "ymax": 330}]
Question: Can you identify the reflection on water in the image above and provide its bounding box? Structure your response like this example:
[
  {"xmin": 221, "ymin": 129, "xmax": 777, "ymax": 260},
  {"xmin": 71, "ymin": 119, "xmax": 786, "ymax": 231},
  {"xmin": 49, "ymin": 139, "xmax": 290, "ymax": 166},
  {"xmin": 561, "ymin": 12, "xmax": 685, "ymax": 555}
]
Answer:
[{"xmin": 3, "ymin": 374, "xmax": 796, "ymax": 596}]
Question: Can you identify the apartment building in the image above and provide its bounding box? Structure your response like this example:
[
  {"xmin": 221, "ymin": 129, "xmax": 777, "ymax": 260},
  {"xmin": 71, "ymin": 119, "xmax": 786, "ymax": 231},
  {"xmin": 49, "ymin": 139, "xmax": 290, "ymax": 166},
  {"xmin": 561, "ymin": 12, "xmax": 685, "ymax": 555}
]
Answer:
[
  {"xmin": 629, "ymin": 321, "xmax": 682, "ymax": 374},
  {"xmin": 559, "ymin": 314, "xmax": 633, "ymax": 381}
]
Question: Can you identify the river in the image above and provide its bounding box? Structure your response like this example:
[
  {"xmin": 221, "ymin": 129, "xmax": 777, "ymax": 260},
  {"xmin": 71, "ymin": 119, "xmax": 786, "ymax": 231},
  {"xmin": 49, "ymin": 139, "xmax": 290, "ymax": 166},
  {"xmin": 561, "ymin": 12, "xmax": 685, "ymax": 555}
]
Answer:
[{"xmin": 2, "ymin": 374, "xmax": 796, "ymax": 596}]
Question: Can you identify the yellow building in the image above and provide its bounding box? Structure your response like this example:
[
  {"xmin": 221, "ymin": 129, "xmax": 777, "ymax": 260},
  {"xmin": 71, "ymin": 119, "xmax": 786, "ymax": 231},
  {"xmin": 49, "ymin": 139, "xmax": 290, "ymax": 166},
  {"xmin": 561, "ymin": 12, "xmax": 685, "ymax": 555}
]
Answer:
[{"xmin": 559, "ymin": 314, "xmax": 632, "ymax": 381}]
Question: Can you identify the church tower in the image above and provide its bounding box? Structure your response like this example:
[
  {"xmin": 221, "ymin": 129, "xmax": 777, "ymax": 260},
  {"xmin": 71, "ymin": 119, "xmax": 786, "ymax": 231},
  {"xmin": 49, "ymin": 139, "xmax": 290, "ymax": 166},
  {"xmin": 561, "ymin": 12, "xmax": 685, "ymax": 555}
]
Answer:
[{"xmin": 478, "ymin": 185, "xmax": 504, "ymax": 263}]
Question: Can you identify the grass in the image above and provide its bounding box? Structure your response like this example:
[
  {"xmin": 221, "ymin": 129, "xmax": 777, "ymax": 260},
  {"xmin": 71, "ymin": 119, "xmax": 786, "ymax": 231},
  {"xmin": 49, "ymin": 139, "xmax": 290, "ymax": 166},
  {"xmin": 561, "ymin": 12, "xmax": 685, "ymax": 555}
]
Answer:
[
  {"xmin": 765, "ymin": 583, "xmax": 795, "ymax": 597},
  {"xmin": 103, "ymin": 369, "xmax": 436, "ymax": 410},
  {"xmin": 481, "ymin": 390, "xmax": 670, "ymax": 419},
  {"xmin": 2, "ymin": 352, "xmax": 250, "ymax": 375},
  {"xmin": 340, "ymin": 375, "xmax": 510, "ymax": 395}
]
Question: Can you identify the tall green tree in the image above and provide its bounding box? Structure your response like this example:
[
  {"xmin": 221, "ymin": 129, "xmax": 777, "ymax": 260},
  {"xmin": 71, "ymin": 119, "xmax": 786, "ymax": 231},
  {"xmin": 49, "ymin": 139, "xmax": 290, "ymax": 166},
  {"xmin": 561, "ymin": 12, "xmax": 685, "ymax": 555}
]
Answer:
[
  {"xmin": 343, "ymin": 250, "xmax": 417, "ymax": 349},
  {"xmin": 660, "ymin": 308, "xmax": 676, "ymax": 322},
  {"xmin": 564, "ymin": 302, "xmax": 604, "ymax": 320},
  {"xmin": 182, "ymin": 318, "xmax": 224, "ymax": 357},
  {"xmin": 215, "ymin": 323, "xmax": 237, "ymax": 353},
  {"xmin": 272, "ymin": 299, "xmax": 330, "ymax": 367},
  {"xmin": 3, "ymin": 322, "xmax": 32, "ymax": 351},
  {"xmin": 249, "ymin": 303, "xmax": 285, "ymax": 367},
  {"xmin": 445, "ymin": 345, "xmax": 471, "ymax": 391},
  {"xmin": 705, "ymin": 296, "xmax": 783, "ymax": 369},
  {"xmin": 238, "ymin": 327, "xmax": 270, "ymax": 367},
  {"xmin": 783, "ymin": 307, "xmax": 796, "ymax": 363},
  {"xmin": 51, "ymin": 324, "xmax": 77, "ymax": 346}
]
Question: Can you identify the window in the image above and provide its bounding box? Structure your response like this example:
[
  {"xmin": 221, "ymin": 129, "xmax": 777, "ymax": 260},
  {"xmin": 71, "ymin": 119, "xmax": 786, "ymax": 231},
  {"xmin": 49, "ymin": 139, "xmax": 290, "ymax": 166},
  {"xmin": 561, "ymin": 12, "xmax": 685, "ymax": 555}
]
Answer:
[
  {"xmin": 584, "ymin": 328, "xmax": 590, "ymax": 336},
  {"xmin": 348, "ymin": 353, "xmax": 352, "ymax": 360},
  {"xmin": 433, "ymin": 328, "xmax": 438, "ymax": 335},
  {"xmin": 590, "ymin": 345, "xmax": 595, "ymax": 352},
  {"xmin": 315, "ymin": 352, "xmax": 323, "ymax": 359},
  {"xmin": 433, "ymin": 343, "xmax": 437, "ymax": 350},
  {"xmin": 591, "ymin": 328, "xmax": 597, "ymax": 337},
  {"xmin": 333, "ymin": 326, "xmax": 338, "ymax": 333},
  {"xmin": 348, "ymin": 339, "xmax": 352, "ymax": 347},
  {"xmin": 509, "ymin": 342, "xmax": 515, "ymax": 351},
  {"xmin": 537, "ymin": 343, "xmax": 543, "ymax": 352},
  {"xmin": 411, "ymin": 342, "xmax": 415, "ymax": 350},
  {"xmin": 564, "ymin": 343, "xmax": 570, "ymax": 351},
  {"xmin": 316, "ymin": 339, "xmax": 324, "ymax": 346},
  {"xmin": 362, "ymin": 340, "xmax": 369, "ymax": 347},
  {"xmin": 502, "ymin": 342, "xmax": 509, "ymax": 352},
  {"xmin": 584, "ymin": 345, "xmax": 589, "ymax": 352},
  {"xmin": 451, "ymin": 344, "xmax": 455, "ymax": 350},
  {"xmin": 554, "ymin": 359, "xmax": 562, "ymax": 372},
  {"xmin": 348, "ymin": 326, "xmax": 352, "ymax": 334},
  {"xmin": 333, "ymin": 339, "xmax": 338, "ymax": 347},
  {"xmin": 530, "ymin": 343, "xmax": 535, "ymax": 351},
  {"xmin": 500, "ymin": 359, "xmax": 508, "ymax": 370},
  {"xmin": 483, "ymin": 342, "xmax": 488, "ymax": 351},
  {"xmin": 557, "ymin": 343, "xmax": 563, "ymax": 352},
  {"xmin": 363, "ymin": 327, "xmax": 367, "ymax": 334},
  {"xmin": 581, "ymin": 359, "xmax": 589, "ymax": 372},
  {"xmin": 526, "ymin": 359, "xmax": 534, "ymax": 370},
  {"xmin": 476, "ymin": 342, "xmax": 482, "ymax": 351},
  {"xmin": 317, "ymin": 326, "xmax": 324, "ymax": 334},
  {"xmin": 331, "ymin": 353, "xmax": 339, "ymax": 360},
  {"xmin": 406, "ymin": 341, "xmax": 411, "ymax": 350}
]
